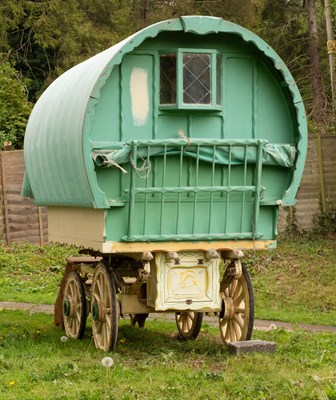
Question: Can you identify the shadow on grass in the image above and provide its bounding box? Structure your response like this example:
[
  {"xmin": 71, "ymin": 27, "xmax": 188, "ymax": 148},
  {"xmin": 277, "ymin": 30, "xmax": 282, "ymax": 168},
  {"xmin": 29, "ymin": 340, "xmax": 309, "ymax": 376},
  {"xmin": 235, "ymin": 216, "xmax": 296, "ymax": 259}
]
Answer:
[{"xmin": 1, "ymin": 309, "xmax": 229, "ymax": 360}]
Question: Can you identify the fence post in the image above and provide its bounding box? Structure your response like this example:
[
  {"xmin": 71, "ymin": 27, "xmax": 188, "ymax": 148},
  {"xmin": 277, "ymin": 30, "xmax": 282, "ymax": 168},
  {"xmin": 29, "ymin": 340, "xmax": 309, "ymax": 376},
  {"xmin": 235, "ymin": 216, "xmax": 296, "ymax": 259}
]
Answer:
[
  {"xmin": 38, "ymin": 207, "xmax": 44, "ymax": 245},
  {"xmin": 316, "ymin": 132, "xmax": 326, "ymax": 213}
]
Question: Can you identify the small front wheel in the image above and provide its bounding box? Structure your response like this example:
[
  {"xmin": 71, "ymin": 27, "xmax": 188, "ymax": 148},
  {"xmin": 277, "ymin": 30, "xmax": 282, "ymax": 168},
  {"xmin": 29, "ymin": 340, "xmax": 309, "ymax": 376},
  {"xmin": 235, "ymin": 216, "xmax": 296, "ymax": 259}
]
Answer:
[
  {"xmin": 62, "ymin": 271, "xmax": 87, "ymax": 339},
  {"xmin": 175, "ymin": 311, "xmax": 203, "ymax": 340}
]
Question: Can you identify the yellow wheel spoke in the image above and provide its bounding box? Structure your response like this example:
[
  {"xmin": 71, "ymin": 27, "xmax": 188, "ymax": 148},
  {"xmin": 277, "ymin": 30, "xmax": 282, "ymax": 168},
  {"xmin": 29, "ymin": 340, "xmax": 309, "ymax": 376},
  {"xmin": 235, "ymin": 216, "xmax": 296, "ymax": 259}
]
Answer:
[
  {"xmin": 97, "ymin": 276, "xmax": 103, "ymax": 298},
  {"xmin": 225, "ymin": 320, "xmax": 232, "ymax": 341},
  {"xmin": 233, "ymin": 291, "xmax": 245, "ymax": 307},
  {"xmin": 220, "ymin": 316, "xmax": 228, "ymax": 328},
  {"xmin": 233, "ymin": 319, "xmax": 241, "ymax": 340},
  {"xmin": 182, "ymin": 317, "xmax": 188, "ymax": 333},
  {"xmin": 232, "ymin": 280, "xmax": 242, "ymax": 299}
]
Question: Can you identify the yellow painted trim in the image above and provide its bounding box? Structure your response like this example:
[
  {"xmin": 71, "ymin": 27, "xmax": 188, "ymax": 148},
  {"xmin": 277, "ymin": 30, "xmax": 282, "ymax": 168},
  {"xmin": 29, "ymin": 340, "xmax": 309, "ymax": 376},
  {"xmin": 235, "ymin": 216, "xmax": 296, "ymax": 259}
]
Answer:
[{"xmin": 102, "ymin": 240, "xmax": 276, "ymax": 254}]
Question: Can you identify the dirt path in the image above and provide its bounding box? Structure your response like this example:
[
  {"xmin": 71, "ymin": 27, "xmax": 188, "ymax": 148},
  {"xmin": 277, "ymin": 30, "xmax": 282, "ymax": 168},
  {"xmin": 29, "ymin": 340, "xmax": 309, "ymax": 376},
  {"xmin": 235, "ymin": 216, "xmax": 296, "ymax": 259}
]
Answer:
[{"xmin": 1, "ymin": 301, "xmax": 335, "ymax": 334}]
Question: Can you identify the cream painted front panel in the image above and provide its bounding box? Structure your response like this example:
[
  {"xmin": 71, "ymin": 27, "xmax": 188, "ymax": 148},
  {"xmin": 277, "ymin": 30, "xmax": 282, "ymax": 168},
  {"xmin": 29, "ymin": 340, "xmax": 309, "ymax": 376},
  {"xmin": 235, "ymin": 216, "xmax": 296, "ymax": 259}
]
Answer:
[
  {"xmin": 48, "ymin": 206, "xmax": 106, "ymax": 250},
  {"xmin": 166, "ymin": 266, "xmax": 208, "ymax": 300},
  {"xmin": 152, "ymin": 252, "xmax": 221, "ymax": 312}
]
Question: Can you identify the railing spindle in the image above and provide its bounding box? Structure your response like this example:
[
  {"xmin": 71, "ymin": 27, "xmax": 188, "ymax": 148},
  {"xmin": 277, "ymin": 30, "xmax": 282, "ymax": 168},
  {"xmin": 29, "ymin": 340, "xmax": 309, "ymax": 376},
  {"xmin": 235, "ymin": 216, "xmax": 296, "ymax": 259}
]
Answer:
[
  {"xmin": 240, "ymin": 144, "xmax": 248, "ymax": 233},
  {"xmin": 192, "ymin": 145, "xmax": 200, "ymax": 234},
  {"xmin": 160, "ymin": 145, "xmax": 167, "ymax": 235},
  {"xmin": 127, "ymin": 141, "xmax": 137, "ymax": 241}
]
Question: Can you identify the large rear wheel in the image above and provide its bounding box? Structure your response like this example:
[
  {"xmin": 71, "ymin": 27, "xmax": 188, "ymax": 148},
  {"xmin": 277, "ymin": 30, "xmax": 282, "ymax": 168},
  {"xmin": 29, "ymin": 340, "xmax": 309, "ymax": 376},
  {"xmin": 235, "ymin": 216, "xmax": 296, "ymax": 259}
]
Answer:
[
  {"xmin": 219, "ymin": 263, "xmax": 254, "ymax": 344},
  {"xmin": 91, "ymin": 263, "xmax": 119, "ymax": 352}
]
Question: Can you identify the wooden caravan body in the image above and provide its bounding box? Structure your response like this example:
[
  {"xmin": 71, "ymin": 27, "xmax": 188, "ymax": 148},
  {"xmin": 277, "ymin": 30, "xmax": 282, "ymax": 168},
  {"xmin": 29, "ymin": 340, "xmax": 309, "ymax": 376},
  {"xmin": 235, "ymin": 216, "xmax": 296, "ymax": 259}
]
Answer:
[
  {"xmin": 23, "ymin": 16, "xmax": 307, "ymax": 253},
  {"xmin": 22, "ymin": 17, "xmax": 307, "ymax": 351}
]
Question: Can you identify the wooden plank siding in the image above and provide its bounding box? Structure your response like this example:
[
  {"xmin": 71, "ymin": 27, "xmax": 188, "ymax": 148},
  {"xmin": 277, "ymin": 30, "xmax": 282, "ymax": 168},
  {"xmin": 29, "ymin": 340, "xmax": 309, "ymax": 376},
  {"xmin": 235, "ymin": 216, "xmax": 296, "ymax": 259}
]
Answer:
[
  {"xmin": 0, "ymin": 150, "xmax": 48, "ymax": 244},
  {"xmin": 279, "ymin": 134, "xmax": 336, "ymax": 232}
]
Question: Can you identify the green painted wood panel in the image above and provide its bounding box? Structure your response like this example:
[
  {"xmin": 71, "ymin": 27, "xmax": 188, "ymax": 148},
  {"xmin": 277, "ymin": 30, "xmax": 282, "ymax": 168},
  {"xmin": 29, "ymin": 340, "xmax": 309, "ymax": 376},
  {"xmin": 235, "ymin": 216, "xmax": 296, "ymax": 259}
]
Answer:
[
  {"xmin": 256, "ymin": 61, "xmax": 295, "ymax": 144},
  {"xmin": 157, "ymin": 115, "xmax": 188, "ymax": 139},
  {"xmin": 190, "ymin": 115, "xmax": 223, "ymax": 139},
  {"xmin": 121, "ymin": 55, "xmax": 154, "ymax": 141},
  {"xmin": 225, "ymin": 57, "xmax": 255, "ymax": 139},
  {"xmin": 90, "ymin": 67, "xmax": 120, "ymax": 142}
]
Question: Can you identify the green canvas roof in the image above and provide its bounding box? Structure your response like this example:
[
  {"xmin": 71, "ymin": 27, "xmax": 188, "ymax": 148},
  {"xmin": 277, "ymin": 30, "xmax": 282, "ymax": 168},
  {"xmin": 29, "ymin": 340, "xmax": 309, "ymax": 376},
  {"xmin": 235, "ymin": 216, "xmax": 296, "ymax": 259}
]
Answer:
[{"xmin": 23, "ymin": 16, "xmax": 307, "ymax": 208}]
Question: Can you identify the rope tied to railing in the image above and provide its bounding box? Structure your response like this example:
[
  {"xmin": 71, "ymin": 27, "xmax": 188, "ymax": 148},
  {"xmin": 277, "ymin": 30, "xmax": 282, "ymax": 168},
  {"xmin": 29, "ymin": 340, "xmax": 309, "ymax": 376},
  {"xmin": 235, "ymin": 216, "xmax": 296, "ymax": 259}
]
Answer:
[
  {"xmin": 103, "ymin": 159, "xmax": 128, "ymax": 174},
  {"xmin": 178, "ymin": 129, "xmax": 191, "ymax": 150},
  {"xmin": 130, "ymin": 155, "xmax": 152, "ymax": 179}
]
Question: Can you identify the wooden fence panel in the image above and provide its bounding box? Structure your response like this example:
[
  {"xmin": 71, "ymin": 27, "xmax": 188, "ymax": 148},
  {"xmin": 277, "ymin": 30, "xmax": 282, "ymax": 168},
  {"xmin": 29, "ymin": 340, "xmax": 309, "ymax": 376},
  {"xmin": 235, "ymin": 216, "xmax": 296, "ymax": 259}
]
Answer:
[
  {"xmin": 294, "ymin": 136, "xmax": 321, "ymax": 231},
  {"xmin": 280, "ymin": 134, "xmax": 336, "ymax": 232},
  {"xmin": 321, "ymin": 136, "xmax": 336, "ymax": 204},
  {"xmin": 0, "ymin": 150, "xmax": 48, "ymax": 244}
]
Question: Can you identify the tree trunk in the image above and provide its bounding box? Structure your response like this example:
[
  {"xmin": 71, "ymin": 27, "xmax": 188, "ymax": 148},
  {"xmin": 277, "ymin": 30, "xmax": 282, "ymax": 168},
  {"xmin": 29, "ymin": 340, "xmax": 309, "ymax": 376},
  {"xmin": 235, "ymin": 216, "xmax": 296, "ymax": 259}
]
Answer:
[
  {"xmin": 324, "ymin": 0, "xmax": 336, "ymax": 115},
  {"xmin": 307, "ymin": 0, "xmax": 326, "ymax": 124}
]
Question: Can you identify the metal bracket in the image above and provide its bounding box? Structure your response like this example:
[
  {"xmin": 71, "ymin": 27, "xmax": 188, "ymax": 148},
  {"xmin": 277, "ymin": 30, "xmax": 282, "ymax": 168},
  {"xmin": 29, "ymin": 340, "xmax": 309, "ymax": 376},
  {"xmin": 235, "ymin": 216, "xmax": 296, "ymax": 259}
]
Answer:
[
  {"xmin": 141, "ymin": 252, "xmax": 153, "ymax": 261},
  {"xmin": 165, "ymin": 251, "xmax": 180, "ymax": 264},
  {"xmin": 220, "ymin": 259, "xmax": 242, "ymax": 292},
  {"xmin": 221, "ymin": 249, "xmax": 244, "ymax": 260},
  {"xmin": 205, "ymin": 249, "xmax": 220, "ymax": 260}
]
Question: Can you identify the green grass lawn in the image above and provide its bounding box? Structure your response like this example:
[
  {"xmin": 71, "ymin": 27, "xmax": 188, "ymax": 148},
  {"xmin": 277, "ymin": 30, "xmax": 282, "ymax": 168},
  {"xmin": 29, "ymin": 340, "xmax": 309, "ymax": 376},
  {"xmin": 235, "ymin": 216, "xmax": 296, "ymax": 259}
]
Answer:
[
  {"xmin": 0, "ymin": 239, "xmax": 335, "ymax": 399},
  {"xmin": 0, "ymin": 242, "xmax": 78, "ymax": 305},
  {"xmin": 247, "ymin": 238, "xmax": 336, "ymax": 325},
  {"xmin": 0, "ymin": 310, "xmax": 335, "ymax": 400}
]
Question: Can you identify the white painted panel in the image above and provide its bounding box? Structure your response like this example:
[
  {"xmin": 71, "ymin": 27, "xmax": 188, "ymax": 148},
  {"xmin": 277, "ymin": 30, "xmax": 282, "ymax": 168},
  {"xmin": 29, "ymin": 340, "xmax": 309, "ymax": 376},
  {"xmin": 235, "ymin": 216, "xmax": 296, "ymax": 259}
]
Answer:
[{"xmin": 130, "ymin": 67, "xmax": 149, "ymax": 126}]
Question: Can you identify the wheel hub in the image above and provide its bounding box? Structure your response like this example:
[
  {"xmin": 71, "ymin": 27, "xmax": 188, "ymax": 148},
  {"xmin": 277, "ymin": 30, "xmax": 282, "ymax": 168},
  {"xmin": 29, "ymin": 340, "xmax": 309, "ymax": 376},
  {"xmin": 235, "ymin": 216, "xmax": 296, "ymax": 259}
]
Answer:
[
  {"xmin": 63, "ymin": 299, "xmax": 72, "ymax": 317},
  {"xmin": 92, "ymin": 301, "xmax": 105, "ymax": 321}
]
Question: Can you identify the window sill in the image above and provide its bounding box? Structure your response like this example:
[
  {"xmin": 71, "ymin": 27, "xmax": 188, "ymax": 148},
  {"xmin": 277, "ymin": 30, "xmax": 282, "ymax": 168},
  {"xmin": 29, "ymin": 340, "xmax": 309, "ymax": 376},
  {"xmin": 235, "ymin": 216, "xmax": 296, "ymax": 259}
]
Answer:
[{"xmin": 159, "ymin": 104, "xmax": 222, "ymax": 112}]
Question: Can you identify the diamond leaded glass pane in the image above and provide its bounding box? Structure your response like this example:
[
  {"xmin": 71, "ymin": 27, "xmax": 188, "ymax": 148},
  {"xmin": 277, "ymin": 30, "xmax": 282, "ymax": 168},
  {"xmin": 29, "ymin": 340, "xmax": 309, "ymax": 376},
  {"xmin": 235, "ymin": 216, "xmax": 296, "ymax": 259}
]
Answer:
[
  {"xmin": 183, "ymin": 53, "xmax": 211, "ymax": 104},
  {"xmin": 160, "ymin": 54, "xmax": 176, "ymax": 104}
]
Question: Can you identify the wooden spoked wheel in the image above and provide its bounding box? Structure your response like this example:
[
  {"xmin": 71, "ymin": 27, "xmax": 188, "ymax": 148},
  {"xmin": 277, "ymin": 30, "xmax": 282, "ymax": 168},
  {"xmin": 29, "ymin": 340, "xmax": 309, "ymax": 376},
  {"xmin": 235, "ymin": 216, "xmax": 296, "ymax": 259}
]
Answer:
[
  {"xmin": 219, "ymin": 263, "xmax": 254, "ymax": 344},
  {"xmin": 91, "ymin": 263, "xmax": 119, "ymax": 352},
  {"xmin": 175, "ymin": 311, "xmax": 203, "ymax": 340},
  {"xmin": 62, "ymin": 271, "xmax": 87, "ymax": 339}
]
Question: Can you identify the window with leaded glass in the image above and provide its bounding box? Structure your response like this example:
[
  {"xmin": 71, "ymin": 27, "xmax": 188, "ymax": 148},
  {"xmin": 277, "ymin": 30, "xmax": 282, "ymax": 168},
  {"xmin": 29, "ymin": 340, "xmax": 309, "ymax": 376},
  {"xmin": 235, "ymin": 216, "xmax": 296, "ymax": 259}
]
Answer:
[
  {"xmin": 160, "ymin": 54, "xmax": 176, "ymax": 104},
  {"xmin": 159, "ymin": 51, "xmax": 222, "ymax": 108},
  {"xmin": 183, "ymin": 53, "xmax": 211, "ymax": 104}
]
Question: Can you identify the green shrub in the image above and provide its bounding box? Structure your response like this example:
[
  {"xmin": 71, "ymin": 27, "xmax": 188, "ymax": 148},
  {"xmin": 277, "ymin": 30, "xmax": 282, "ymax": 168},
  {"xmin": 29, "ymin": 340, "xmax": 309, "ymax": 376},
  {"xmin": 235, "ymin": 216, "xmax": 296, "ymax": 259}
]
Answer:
[{"xmin": 0, "ymin": 58, "xmax": 32, "ymax": 149}]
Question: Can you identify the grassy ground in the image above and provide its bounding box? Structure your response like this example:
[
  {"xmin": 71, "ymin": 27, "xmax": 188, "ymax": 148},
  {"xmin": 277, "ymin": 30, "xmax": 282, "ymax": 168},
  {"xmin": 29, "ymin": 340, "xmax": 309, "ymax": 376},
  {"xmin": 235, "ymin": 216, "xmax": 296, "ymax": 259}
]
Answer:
[
  {"xmin": 0, "ymin": 238, "xmax": 335, "ymax": 325},
  {"xmin": 0, "ymin": 242, "xmax": 78, "ymax": 304},
  {"xmin": 247, "ymin": 237, "xmax": 336, "ymax": 325},
  {"xmin": 0, "ymin": 310, "xmax": 335, "ymax": 400},
  {"xmin": 0, "ymin": 239, "xmax": 335, "ymax": 399}
]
